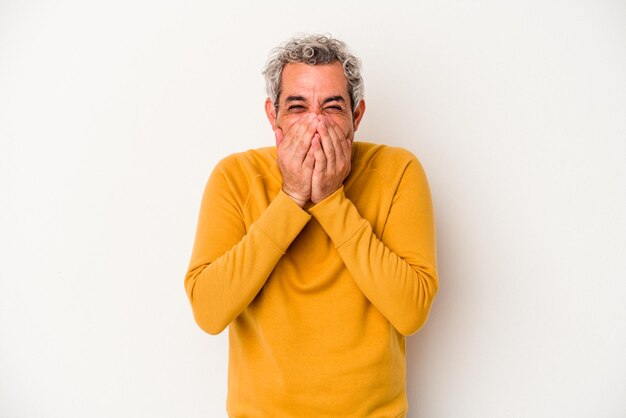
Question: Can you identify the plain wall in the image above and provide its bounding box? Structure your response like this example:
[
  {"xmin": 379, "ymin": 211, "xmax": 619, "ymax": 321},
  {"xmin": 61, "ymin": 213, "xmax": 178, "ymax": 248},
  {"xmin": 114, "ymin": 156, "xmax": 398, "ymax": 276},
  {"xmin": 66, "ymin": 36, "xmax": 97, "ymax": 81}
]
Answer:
[{"xmin": 1, "ymin": 1, "xmax": 625, "ymax": 417}]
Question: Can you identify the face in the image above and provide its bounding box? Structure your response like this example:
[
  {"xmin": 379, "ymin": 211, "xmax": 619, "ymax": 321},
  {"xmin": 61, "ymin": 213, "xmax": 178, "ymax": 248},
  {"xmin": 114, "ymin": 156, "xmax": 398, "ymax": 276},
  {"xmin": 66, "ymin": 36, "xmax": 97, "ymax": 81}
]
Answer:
[{"xmin": 265, "ymin": 61, "xmax": 365, "ymax": 142}]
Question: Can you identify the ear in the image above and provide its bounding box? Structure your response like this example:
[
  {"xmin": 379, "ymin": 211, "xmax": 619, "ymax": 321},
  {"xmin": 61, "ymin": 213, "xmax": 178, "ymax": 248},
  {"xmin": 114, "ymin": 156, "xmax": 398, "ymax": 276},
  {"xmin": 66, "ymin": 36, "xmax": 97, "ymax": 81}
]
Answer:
[
  {"xmin": 352, "ymin": 99, "xmax": 366, "ymax": 132},
  {"xmin": 264, "ymin": 97, "xmax": 277, "ymax": 130}
]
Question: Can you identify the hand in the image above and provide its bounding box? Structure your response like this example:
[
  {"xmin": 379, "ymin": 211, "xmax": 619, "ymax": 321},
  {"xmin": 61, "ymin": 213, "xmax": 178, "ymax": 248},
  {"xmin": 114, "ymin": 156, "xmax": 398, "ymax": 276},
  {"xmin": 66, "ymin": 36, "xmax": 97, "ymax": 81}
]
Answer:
[
  {"xmin": 274, "ymin": 113, "xmax": 318, "ymax": 207},
  {"xmin": 310, "ymin": 115, "xmax": 352, "ymax": 204}
]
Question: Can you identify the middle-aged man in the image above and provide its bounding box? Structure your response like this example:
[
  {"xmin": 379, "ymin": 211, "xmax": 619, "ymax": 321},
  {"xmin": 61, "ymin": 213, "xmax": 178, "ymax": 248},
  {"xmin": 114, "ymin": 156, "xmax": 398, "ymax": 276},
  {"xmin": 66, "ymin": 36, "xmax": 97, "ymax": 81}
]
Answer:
[{"xmin": 184, "ymin": 33, "xmax": 439, "ymax": 418}]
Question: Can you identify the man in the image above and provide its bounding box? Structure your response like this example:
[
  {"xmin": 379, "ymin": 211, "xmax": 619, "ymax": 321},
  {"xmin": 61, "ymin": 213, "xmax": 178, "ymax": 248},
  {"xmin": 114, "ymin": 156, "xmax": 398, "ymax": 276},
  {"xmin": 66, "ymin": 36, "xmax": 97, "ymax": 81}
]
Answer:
[{"xmin": 184, "ymin": 34, "xmax": 438, "ymax": 418}]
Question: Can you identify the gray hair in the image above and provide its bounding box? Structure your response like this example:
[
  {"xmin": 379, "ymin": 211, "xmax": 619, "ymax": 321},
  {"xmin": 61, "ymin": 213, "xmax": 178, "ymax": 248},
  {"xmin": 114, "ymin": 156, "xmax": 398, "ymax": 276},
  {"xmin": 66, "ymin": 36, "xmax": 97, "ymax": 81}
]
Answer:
[{"xmin": 262, "ymin": 33, "xmax": 364, "ymax": 113}]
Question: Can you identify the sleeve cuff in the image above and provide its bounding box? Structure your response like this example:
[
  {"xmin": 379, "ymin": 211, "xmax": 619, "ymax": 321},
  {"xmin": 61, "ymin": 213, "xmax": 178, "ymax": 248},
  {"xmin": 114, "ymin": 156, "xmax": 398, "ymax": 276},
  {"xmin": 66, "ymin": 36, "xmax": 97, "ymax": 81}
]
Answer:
[
  {"xmin": 252, "ymin": 189, "xmax": 312, "ymax": 253},
  {"xmin": 307, "ymin": 186, "xmax": 368, "ymax": 248}
]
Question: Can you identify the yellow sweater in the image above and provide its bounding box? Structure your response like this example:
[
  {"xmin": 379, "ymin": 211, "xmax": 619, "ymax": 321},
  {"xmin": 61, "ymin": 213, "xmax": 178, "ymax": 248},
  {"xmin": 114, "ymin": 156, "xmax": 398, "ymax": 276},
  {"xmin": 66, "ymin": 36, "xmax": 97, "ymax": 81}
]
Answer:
[{"xmin": 184, "ymin": 141, "xmax": 438, "ymax": 418}]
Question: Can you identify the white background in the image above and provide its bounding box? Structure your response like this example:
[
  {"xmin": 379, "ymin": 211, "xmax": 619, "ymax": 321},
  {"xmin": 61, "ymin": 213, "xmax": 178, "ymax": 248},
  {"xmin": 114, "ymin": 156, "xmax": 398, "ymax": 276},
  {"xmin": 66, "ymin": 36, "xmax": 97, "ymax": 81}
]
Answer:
[{"xmin": 1, "ymin": 1, "xmax": 625, "ymax": 417}]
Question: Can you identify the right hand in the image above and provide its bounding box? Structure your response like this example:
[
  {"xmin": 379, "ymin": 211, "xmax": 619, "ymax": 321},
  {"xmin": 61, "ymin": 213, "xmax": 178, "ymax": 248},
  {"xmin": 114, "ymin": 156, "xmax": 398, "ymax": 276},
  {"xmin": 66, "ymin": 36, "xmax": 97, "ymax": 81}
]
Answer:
[{"xmin": 274, "ymin": 113, "xmax": 319, "ymax": 207}]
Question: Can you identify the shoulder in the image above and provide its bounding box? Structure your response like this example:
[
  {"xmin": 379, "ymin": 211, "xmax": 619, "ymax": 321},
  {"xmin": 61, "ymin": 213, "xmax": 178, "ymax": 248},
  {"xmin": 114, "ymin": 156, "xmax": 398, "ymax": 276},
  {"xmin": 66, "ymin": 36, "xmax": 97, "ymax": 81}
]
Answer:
[
  {"xmin": 207, "ymin": 146, "xmax": 278, "ymax": 202},
  {"xmin": 353, "ymin": 141, "xmax": 425, "ymax": 179},
  {"xmin": 213, "ymin": 146, "xmax": 277, "ymax": 176}
]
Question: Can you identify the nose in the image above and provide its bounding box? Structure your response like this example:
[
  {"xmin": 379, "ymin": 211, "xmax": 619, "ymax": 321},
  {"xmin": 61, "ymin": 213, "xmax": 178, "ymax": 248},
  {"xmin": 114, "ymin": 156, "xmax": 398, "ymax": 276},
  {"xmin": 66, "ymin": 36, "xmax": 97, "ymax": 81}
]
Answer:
[{"xmin": 307, "ymin": 109, "xmax": 324, "ymax": 121}]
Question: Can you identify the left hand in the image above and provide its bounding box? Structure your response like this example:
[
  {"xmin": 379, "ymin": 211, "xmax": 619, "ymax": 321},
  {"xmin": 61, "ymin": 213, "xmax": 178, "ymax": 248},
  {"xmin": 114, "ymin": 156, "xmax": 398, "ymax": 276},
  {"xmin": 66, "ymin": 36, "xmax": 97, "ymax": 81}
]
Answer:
[{"xmin": 310, "ymin": 115, "xmax": 352, "ymax": 204}]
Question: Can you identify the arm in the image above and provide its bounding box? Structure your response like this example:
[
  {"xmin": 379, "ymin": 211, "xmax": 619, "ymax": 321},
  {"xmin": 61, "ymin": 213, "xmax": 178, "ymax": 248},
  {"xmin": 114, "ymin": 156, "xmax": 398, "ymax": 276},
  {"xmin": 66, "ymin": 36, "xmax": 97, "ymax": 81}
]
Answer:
[
  {"xmin": 308, "ymin": 156, "xmax": 439, "ymax": 336},
  {"xmin": 184, "ymin": 159, "xmax": 311, "ymax": 335},
  {"xmin": 185, "ymin": 114, "xmax": 320, "ymax": 335}
]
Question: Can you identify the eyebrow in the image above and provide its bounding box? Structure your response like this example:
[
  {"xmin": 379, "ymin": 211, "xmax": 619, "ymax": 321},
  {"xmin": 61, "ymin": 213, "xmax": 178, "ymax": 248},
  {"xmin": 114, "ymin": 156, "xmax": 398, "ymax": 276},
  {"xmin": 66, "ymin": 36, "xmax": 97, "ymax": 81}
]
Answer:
[
  {"xmin": 284, "ymin": 95, "xmax": 346, "ymax": 105},
  {"xmin": 322, "ymin": 96, "xmax": 346, "ymax": 105},
  {"xmin": 285, "ymin": 95, "xmax": 306, "ymax": 103}
]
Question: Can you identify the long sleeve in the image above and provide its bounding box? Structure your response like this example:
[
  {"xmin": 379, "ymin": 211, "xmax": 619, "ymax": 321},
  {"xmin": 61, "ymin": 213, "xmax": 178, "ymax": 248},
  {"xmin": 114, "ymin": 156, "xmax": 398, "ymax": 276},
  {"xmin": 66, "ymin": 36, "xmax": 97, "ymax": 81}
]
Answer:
[
  {"xmin": 184, "ymin": 158, "xmax": 311, "ymax": 335},
  {"xmin": 308, "ymin": 155, "xmax": 438, "ymax": 336}
]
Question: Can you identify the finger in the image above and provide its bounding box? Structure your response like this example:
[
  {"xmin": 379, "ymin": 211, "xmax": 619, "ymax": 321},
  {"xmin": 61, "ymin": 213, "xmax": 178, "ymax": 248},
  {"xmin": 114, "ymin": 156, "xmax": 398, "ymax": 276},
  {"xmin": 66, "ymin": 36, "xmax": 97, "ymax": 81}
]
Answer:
[
  {"xmin": 291, "ymin": 114, "xmax": 318, "ymax": 163},
  {"xmin": 341, "ymin": 137, "xmax": 352, "ymax": 174},
  {"xmin": 303, "ymin": 141, "xmax": 315, "ymax": 171},
  {"xmin": 281, "ymin": 118, "xmax": 304, "ymax": 150},
  {"xmin": 338, "ymin": 128, "xmax": 351, "ymax": 160},
  {"xmin": 292, "ymin": 131, "xmax": 313, "ymax": 164},
  {"xmin": 283, "ymin": 113, "xmax": 313, "ymax": 150},
  {"xmin": 317, "ymin": 117, "xmax": 336, "ymax": 171},
  {"xmin": 325, "ymin": 116, "xmax": 347, "ymax": 143},
  {"xmin": 322, "ymin": 118, "xmax": 351, "ymax": 179},
  {"xmin": 311, "ymin": 133, "xmax": 326, "ymax": 172},
  {"xmin": 302, "ymin": 113, "xmax": 319, "ymax": 144},
  {"xmin": 325, "ymin": 117, "xmax": 349, "ymax": 160}
]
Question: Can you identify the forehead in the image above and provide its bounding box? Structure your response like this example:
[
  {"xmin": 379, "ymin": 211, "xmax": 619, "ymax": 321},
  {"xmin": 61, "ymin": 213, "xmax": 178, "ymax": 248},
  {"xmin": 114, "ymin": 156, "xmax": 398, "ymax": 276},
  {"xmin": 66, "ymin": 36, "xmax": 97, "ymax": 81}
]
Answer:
[{"xmin": 280, "ymin": 62, "xmax": 349, "ymax": 100}]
